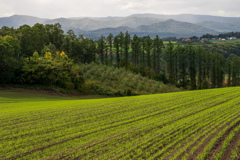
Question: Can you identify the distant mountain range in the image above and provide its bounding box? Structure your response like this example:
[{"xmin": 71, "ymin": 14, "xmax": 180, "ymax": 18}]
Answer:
[{"xmin": 1, "ymin": 14, "xmax": 240, "ymax": 39}]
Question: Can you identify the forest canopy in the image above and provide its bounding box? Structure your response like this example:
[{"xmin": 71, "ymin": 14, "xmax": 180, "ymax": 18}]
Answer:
[{"xmin": 1, "ymin": 23, "xmax": 240, "ymax": 95}]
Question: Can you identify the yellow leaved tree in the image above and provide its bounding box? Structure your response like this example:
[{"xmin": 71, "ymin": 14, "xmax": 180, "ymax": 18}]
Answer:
[{"xmin": 22, "ymin": 51, "xmax": 84, "ymax": 89}]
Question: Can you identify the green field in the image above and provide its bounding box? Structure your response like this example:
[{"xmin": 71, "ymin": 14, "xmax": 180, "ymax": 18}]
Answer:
[
  {"xmin": 210, "ymin": 39, "xmax": 240, "ymax": 43},
  {"xmin": 1, "ymin": 88, "xmax": 240, "ymax": 160},
  {"xmin": 163, "ymin": 41, "xmax": 177, "ymax": 44}
]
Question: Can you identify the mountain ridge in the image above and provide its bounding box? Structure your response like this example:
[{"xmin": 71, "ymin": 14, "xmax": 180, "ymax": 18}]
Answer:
[
  {"xmin": 77, "ymin": 19, "xmax": 219, "ymax": 39},
  {"xmin": 1, "ymin": 14, "xmax": 240, "ymax": 38},
  {"xmin": 0, "ymin": 15, "xmax": 48, "ymax": 28}
]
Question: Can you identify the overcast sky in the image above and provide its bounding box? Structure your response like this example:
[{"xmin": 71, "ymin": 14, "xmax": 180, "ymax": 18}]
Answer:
[{"xmin": 1, "ymin": 0, "xmax": 240, "ymax": 18}]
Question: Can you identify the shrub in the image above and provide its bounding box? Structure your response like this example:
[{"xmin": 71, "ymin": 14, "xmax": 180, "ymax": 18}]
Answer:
[
  {"xmin": 129, "ymin": 78, "xmax": 138, "ymax": 89},
  {"xmin": 82, "ymin": 81, "xmax": 123, "ymax": 96},
  {"xmin": 145, "ymin": 83, "xmax": 150, "ymax": 92},
  {"xmin": 201, "ymin": 80, "xmax": 209, "ymax": 89},
  {"xmin": 123, "ymin": 89, "xmax": 132, "ymax": 96},
  {"xmin": 152, "ymin": 82, "xmax": 160, "ymax": 93},
  {"xmin": 137, "ymin": 82, "xmax": 144, "ymax": 92},
  {"xmin": 122, "ymin": 78, "xmax": 129, "ymax": 88},
  {"xmin": 22, "ymin": 51, "xmax": 84, "ymax": 90}
]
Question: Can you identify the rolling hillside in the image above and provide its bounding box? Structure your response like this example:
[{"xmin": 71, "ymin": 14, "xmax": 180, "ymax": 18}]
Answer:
[
  {"xmin": 43, "ymin": 17, "xmax": 163, "ymax": 32},
  {"xmin": 197, "ymin": 21, "xmax": 240, "ymax": 32},
  {"xmin": 43, "ymin": 18, "xmax": 113, "ymax": 31},
  {"xmin": 78, "ymin": 19, "xmax": 218, "ymax": 38},
  {"xmin": 1, "ymin": 87, "xmax": 240, "ymax": 159},
  {"xmin": 135, "ymin": 19, "xmax": 218, "ymax": 36}
]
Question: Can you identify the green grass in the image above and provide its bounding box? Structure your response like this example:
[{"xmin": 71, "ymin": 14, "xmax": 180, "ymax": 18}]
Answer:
[
  {"xmin": 1, "ymin": 87, "xmax": 240, "ymax": 159},
  {"xmin": 163, "ymin": 41, "xmax": 177, "ymax": 44}
]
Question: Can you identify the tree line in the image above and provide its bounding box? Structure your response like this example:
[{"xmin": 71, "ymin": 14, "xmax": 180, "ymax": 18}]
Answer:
[
  {"xmin": 201, "ymin": 32, "xmax": 240, "ymax": 39},
  {"xmin": 1, "ymin": 23, "xmax": 240, "ymax": 90}
]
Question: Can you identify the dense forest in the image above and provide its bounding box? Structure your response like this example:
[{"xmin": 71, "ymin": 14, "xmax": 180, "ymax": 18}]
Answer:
[{"xmin": 1, "ymin": 23, "xmax": 240, "ymax": 95}]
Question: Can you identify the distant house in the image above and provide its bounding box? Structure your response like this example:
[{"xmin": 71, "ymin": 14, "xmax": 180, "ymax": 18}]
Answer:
[
  {"xmin": 230, "ymin": 37, "xmax": 237, "ymax": 40},
  {"xmin": 222, "ymin": 39, "xmax": 226, "ymax": 41},
  {"xmin": 181, "ymin": 38, "xmax": 190, "ymax": 41}
]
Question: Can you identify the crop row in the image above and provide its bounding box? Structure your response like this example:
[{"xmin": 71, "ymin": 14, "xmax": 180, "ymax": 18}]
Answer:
[{"xmin": 0, "ymin": 87, "xmax": 240, "ymax": 159}]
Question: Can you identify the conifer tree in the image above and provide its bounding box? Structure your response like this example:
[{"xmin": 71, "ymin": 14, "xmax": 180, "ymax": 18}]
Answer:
[
  {"xmin": 173, "ymin": 44, "xmax": 180, "ymax": 84},
  {"xmin": 132, "ymin": 34, "xmax": 140, "ymax": 66},
  {"xmin": 107, "ymin": 33, "xmax": 114, "ymax": 65},
  {"xmin": 97, "ymin": 35, "xmax": 105, "ymax": 64},
  {"xmin": 197, "ymin": 46, "xmax": 204, "ymax": 89},
  {"xmin": 186, "ymin": 43, "xmax": 197, "ymax": 90},
  {"xmin": 124, "ymin": 31, "xmax": 131, "ymax": 70},
  {"xmin": 165, "ymin": 41, "xmax": 175, "ymax": 84},
  {"xmin": 114, "ymin": 35, "xmax": 120, "ymax": 68},
  {"xmin": 178, "ymin": 44, "xmax": 187, "ymax": 87},
  {"xmin": 231, "ymin": 54, "xmax": 240, "ymax": 86},
  {"xmin": 145, "ymin": 35, "xmax": 152, "ymax": 68},
  {"xmin": 119, "ymin": 32, "xmax": 124, "ymax": 57},
  {"xmin": 153, "ymin": 35, "xmax": 163, "ymax": 74},
  {"xmin": 140, "ymin": 37, "xmax": 145, "ymax": 68},
  {"xmin": 226, "ymin": 57, "xmax": 231, "ymax": 86}
]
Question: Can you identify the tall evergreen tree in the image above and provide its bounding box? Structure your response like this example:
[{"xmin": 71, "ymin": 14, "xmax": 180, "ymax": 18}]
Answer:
[
  {"xmin": 107, "ymin": 33, "xmax": 114, "ymax": 65},
  {"xmin": 124, "ymin": 31, "xmax": 131, "ymax": 70},
  {"xmin": 178, "ymin": 44, "xmax": 187, "ymax": 87},
  {"xmin": 211, "ymin": 52, "xmax": 225, "ymax": 88},
  {"xmin": 206, "ymin": 51, "xmax": 211, "ymax": 80},
  {"xmin": 153, "ymin": 35, "xmax": 163, "ymax": 74},
  {"xmin": 173, "ymin": 44, "xmax": 180, "ymax": 84},
  {"xmin": 97, "ymin": 35, "xmax": 105, "ymax": 64},
  {"xmin": 132, "ymin": 34, "xmax": 140, "ymax": 66},
  {"xmin": 226, "ymin": 56, "xmax": 231, "ymax": 86},
  {"xmin": 80, "ymin": 36, "xmax": 96, "ymax": 63},
  {"xmin": 187, "ymin": 43, "xmax": 197, "ymax": 90},
  {"xmin": 114, "ymin": 35, "xmax": 120, "ymax": 68},
  {"xmin": 217, "ymin": 54, "xmax": 225, "ymax": 88},
  {"xmin": 140, "ymin": 37, "xmax": 145, "ymax": 68},
  {"xmin": 197, "ymin": 46, "xmax": 204, "ymax": 89},
  {"xmin": 145, "ymin": 35, "xmax": 152, "ymax": 68},
  {"xmin": 119, "ymin": 32, "xmax": 124, "ymax": 57},
  {"xmin": 165, "ymin": 41, "xmax": 175, "ymax": 84},
  {"xmin": 231, "ymin": 54, "xmax": 240, "ymax": 86},
  {"xmin": 211, "ymin": 52, "xmax": 219, "ymax": 88}
]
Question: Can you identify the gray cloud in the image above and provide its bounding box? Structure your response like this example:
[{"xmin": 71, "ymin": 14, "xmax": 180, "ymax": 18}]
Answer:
[{"xmin": 0, "ymin": 0, "xmax": 240, "ymax": 18}]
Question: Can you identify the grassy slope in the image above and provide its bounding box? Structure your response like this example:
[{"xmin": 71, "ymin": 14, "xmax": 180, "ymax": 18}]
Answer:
[
  {"xmin": 1, "ymin": 87, "xmax": 240, "ymax": 159},
  {"xmin": 80, "ymin": 63, "xmax": 179, "ymax": 95}
]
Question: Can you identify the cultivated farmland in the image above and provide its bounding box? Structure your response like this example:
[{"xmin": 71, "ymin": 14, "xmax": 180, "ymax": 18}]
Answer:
[{"xmin": 1, "ymin": 88, "xmax": 240, "ymax": 160}]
